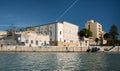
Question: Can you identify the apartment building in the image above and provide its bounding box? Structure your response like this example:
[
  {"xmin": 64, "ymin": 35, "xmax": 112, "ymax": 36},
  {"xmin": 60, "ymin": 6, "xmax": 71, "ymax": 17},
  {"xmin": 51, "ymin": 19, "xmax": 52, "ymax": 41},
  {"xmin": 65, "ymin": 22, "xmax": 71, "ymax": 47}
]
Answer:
[
  {"xmin": 34, "ymin": 21, "xmax": 79, "ymax": 46},
  {"xmin": 85, "ymin": 20, "xmax": 104, "ymax": 39},
  {"xmin": 85, "ymin": 20, "xmax": 106, "ymax": 45}
]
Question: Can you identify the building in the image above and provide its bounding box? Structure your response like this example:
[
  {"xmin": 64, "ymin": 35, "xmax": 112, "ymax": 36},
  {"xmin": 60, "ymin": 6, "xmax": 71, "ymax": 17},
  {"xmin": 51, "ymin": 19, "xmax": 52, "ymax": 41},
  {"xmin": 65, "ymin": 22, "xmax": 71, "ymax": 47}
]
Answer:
[
  {"xmin": 0, "ymin": 30, "xmax": 50, "ymax": 47},
  {"xmin": 0, "ymin": 31, "xmax": 6, "ymax": 38},
  {"xmin": 85, "ymin": 20, "xmax": 106, "ymax": 45},
  {"xmin": 0, "ymin": 31, "xmax": 6, "ymax": 35},
  {"xmin": 79, "ymin": 37, "xmax": 89, "ymax": 47},
  {"xmin": 17, "ymin": 31, "xmax": 50, "ymax": 47},
  {"xmin": 34, "ymin": 21, "xmax": 79, "ymax": 46}
]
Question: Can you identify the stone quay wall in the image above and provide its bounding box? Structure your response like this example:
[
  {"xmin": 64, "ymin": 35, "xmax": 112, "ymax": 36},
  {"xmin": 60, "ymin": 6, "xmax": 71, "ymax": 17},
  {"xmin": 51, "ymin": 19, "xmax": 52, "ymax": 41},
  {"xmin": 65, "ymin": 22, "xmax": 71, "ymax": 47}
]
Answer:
[
  {"xmin": 0, "ymin": 46, "xmax": 88, "ymax": 52},
  {"xmin": 0, "ymin": 45, "xmax": 120, "ymax": 52}
]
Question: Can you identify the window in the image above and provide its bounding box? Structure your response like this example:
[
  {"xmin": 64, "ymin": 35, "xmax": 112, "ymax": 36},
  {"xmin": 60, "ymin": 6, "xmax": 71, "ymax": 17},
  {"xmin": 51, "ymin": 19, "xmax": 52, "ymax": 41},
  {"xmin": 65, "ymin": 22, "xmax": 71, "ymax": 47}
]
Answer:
[
  {"xmin": 26, "ymin": 40, "xmax": 28, "ymax": 43},
  {"xmin": 50, "ymin": 38, "xmax": 52, "ymax": 41},
  {"xmin": 86, "ymin": 41, "xmax": 87, "ymax": 46},
  {"xmin": 44, "ymin": 31, "xmax": 48, "ymax": 35},
  {"xmin": 88, "ymin": 25, "xmax": 90, "ymax": 30},
  {"xmin": 31, "ymin": 40, "xmax": 33, "ymax": 44},
  {"xmin": 60, "ymin": 31, "xmax": 62, "ymax": 35},
  {"xmin": 50, "ymin": 31, "xmax": 52, "ymax": 36},
  {"xmin": 41, "ymin": 28, "xmax": 43, "ymax": 30},
  {"xmin": 64, "ymin": 40, "xmax": 66, "ymax": 42},
  {"xmin": 44, "ymin": 41, "xmax": 46, "ymax": 45},
  {"xmin": 36, "ymin": 40, "xmax": 38, "ymax": 45},
  {"xmin": 70, "ymin": 40, "xmax": 73, "ymax": 43}
]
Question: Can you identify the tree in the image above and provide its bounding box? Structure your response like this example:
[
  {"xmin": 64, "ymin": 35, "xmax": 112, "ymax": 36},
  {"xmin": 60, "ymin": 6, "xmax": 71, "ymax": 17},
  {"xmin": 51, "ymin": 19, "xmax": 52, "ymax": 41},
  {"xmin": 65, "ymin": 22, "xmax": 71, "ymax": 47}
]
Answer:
[
  {"xmin": 7, "ymin": 24, "xmax": 16, "ymax": 36},
  {"xmin": 109, "ymin": 24, "xmax": 119, "ymax": 45},
  {"xmin": 104, "ymin": 33, "xmax": 111, "ymax": 45},
  {"xmin": 109, "ymin": 24, "xmax": 119, "ymax": 39},
  {"xmin": 104, "ymin": 33, "xmax": 111, "ymax": 40},
  {"xmin": 104, "ymin": 24, "xmax": 119, "ymax": 46},
  {"xmin": 26, "ymin": 26, "xmax": 35, "ymax": 31},
  {"xmin": 78, "ymin": 28, "xmax": 92, "ymax": 38},
  {"xmin": 17, "ymin": 27, "xmax": 26, "ymax": 32},
  {"xmin": 100, "ymin": 37, "xmax": 103, "ymax": 45},
  {"xmin": 95, "ymin": 38, "xmax": 99, "ymax": 45}
]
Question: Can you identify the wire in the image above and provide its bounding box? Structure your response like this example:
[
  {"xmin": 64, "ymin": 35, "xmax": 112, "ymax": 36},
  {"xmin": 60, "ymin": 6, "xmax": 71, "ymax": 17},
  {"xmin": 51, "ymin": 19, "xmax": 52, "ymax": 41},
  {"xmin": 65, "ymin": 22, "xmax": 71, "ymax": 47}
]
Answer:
[{"xmin": 56, "ymin": 0, "xmax": 79, "ymax": 22}]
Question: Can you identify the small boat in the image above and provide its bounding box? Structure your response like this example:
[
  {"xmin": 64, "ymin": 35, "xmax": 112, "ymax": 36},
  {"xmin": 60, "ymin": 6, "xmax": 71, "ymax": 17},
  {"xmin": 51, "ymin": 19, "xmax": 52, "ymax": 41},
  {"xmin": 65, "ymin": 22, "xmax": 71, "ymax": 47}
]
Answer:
[{"xmin": 86, "ymin": 47, "xmax": 100, "ymax": 52}]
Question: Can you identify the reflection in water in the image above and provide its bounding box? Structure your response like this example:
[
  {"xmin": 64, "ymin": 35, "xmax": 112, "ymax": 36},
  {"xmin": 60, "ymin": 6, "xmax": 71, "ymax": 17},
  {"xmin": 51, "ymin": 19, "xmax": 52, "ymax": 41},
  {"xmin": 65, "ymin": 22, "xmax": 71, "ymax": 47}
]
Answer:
[
  {"xmin": 56, "ymin": 53, "xmax": 81, "ymax": 71},
  {"xmin": 0, "ymin": 52, "xmax": 120, "ymax": 71},
  {"xmin": 79, "ymin": 53, "xmax": 106, "ymax": 71}
]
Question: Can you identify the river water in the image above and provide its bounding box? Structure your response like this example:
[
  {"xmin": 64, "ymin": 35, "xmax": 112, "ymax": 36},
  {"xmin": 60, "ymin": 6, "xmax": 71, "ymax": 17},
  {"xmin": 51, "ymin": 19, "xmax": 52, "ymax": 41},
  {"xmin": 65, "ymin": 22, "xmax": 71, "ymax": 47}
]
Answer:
[{"xmin": 0, "ymin": 52, "xmax": 120, "ymax": 71}]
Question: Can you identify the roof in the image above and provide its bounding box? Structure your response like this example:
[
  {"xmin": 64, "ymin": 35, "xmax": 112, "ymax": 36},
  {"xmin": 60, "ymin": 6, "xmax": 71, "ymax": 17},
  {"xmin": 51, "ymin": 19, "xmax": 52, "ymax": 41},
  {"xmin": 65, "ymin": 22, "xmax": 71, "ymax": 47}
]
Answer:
[{"xmin": 34, "ymin": 21, "xmax": 78, "ymax": 27}]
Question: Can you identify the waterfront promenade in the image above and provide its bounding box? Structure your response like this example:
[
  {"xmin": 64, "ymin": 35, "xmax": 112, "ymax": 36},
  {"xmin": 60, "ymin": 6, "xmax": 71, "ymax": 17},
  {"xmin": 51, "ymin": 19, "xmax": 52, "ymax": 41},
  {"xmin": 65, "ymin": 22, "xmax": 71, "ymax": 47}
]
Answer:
[{"xmin": 0, "ymin": 45, "xmax": 120, "ymax": 52}]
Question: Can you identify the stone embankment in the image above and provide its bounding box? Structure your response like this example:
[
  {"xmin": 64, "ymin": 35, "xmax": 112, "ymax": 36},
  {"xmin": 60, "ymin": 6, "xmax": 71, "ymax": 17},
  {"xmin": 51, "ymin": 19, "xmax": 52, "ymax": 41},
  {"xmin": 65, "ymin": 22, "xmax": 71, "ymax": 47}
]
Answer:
[
  {"xmin": 0, "ymin": 45, "xmax": 120, "ymax": 52},
  {"xmin": 0, "ymin": 46, "xmax": 88, "ymax": 52},
  {"xmin": 88, "ymin": 46, "xmax": 120, "ymax": 52}
]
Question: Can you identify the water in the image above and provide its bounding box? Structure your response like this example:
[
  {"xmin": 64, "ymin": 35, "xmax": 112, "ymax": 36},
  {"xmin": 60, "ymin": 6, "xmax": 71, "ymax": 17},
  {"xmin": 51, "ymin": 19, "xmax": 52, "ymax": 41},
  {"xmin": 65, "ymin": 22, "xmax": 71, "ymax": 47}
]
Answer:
[{"xmin": 0, "ymin": 52, "xmax": 120, "ymax": 71}]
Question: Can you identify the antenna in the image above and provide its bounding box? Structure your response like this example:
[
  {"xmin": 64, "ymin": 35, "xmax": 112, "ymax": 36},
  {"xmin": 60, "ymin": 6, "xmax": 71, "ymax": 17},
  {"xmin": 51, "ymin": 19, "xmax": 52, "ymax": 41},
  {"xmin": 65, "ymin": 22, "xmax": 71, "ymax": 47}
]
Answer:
[{"xmin": 56, "ymin": 0, "xmax": 79, "ymax": 22}]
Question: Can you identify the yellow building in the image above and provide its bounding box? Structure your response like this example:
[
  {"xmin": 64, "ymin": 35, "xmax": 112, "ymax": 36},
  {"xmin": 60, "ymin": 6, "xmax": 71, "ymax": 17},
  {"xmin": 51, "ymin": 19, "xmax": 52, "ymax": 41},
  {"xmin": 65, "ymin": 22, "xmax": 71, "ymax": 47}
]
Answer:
[{"xmin": 85, "ymin": 20, "xmax": 106, "ymax": 45}]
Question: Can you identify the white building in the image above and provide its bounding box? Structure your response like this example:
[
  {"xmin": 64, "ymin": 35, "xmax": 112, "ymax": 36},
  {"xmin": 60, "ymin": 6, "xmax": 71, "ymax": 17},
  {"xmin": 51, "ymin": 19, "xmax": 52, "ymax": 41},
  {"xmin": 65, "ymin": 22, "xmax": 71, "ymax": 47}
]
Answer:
[
  {"xmin": 17, "ymin": 31, "xmax": 50, "ymax": 47},
  {"xmin": 34, "ymin": 21, "xmax": 80, "ymax": 46},
  {"xmin": 79, "ymin": 37, "xmax": 89, "ymax": 47}
]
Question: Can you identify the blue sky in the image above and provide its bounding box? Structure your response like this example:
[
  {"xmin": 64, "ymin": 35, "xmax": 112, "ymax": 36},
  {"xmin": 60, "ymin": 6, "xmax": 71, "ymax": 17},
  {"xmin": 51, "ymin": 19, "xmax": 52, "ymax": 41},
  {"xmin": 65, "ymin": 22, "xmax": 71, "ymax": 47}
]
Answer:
[{"xmin": 0, "ymin": 0, "xmax": 120, "ymax": 39}]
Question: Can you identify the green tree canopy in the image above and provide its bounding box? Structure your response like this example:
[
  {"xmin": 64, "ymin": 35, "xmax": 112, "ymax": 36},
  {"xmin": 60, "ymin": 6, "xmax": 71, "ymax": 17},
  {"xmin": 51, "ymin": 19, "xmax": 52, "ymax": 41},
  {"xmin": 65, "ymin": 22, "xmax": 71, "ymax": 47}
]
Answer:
[
  {"xmin": 109, "ymin": 24, "xmax": 119, "ymax": 39},
  {"xmin": 17, "ymin": 27, "xmax": 26, "ymax": 32},
  {"xmin": 104, "ymin": 24, "xmax": 119, "ymax": 46},
  {"xmin": 7, "ymin": 24, "xmax": 16, "ymax": 36},
  {"xmin": 78, "ymin": 28, "xmax": 92, "ymax": 38},
  {"xmin": 26, "ymin": 26, "xmax": 35, "ymax": 31},
  {"xmin": 95, "ymin": 38, "xmax": 99, "ymax": 45},
  {"xmin": 104, "ymin": 33, "xmax": 111, "ymax": 40}
]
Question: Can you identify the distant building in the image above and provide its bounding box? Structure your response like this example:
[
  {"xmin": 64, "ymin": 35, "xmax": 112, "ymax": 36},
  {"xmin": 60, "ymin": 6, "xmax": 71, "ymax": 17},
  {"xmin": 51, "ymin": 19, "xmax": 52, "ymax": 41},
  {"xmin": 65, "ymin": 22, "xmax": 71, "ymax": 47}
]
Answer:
[
  {"xmin": 0, "ymin": 31, "xmax": 50, "ymax": 47},
  {"xmin": 0, "ymin": 31, "xmax": 7, "ymax": 38},
  {"xmin": 17, "ymin": 31, "xmax": 50, "ymax": 47},
  {"xmin": 85, "ymin": 20, "xmax": 106, "ymax": 45},
  {"xmin": 0, "ymin": 31, "xmax": 6, "ymax": 35},
  {"xmin": 34, "ymin": 21, "xmax": 80, "ymax": 46}
]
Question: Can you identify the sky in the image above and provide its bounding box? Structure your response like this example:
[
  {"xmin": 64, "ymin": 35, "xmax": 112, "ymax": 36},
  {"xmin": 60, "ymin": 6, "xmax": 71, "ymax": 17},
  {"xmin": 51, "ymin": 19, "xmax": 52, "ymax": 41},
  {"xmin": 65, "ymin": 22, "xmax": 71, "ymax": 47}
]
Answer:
[{"xmin": 0, "ymin": 0, "xmax": 120, "ymax": 39}]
